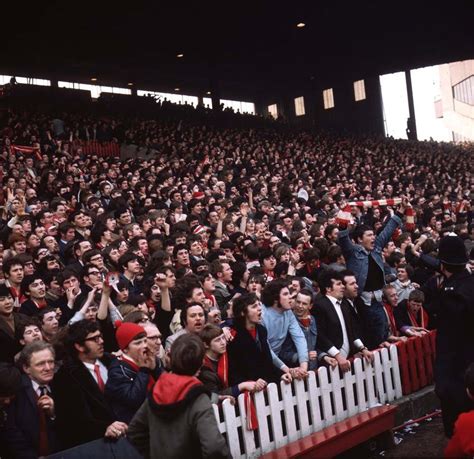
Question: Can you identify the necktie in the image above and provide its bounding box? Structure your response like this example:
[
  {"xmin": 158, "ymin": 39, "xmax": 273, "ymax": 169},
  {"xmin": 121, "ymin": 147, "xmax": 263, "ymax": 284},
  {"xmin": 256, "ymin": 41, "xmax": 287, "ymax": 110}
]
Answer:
[
  {"xmin": 38, "ymin": 386, "xmax": 48, "ymax": 397},
  {"xmin": 94, "ymin": 364, "xmax": 105, "ymax": 392},
  {"xmin": 37, "ymin": 386, "xmax": 50, "ymax": 455}
]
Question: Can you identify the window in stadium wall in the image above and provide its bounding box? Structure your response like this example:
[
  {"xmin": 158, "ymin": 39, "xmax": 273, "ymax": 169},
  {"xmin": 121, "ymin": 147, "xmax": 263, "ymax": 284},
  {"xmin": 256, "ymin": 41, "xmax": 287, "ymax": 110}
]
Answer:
[
  {"xmin": 58, "ymin": 81, "xmax": 131, "ymax": 98},
  {"xmin": 379, "ymin": 72, "xmax": 409, "ymax": 139},
  {"xmin": 0, "ymin": 75, "xmax": 51, "ymax": 86},
  {"xmin": 268, "ymin": 104, "xmax": 278, "ymax": 119},
  {"xmin": 380, "ymin": 64, "xmax": 459, "ymax": 142},
  {"xmin": 203, "ymin": 97, "xmax": 213, "ymax": 109},
  {"xmin": 137, "ymin": 90, "xmax": 198, "ymax": 107},
  {"xmin": 354, "ymin": 80, "xmax": 366, "ymax": 101},
  {"xmin": 220, "ymin": 99, "xmax": 256, "ymax": 115},
  {"xmin": 323, "ymin": 88, "xmax": 335, "ymax": 109},
  {"xmin": 452, "ymin": 76, "xmax": 474, "ymax": 105},
  {"xmin": 294, "ymin": 97, "xmax": 305, "ymax": 116}
]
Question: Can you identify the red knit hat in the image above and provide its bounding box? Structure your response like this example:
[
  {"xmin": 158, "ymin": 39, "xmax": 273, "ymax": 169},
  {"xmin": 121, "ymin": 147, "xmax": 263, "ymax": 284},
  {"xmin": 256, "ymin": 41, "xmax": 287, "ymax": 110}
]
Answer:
[{"xmin": 115, "ymin": 321, "xmax": 145, "ymax": 350}]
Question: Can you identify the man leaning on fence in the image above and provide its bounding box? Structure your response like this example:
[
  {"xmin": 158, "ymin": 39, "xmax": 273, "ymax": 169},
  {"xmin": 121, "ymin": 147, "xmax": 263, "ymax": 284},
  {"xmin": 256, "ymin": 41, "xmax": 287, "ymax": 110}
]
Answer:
[{"xmin": 313, "ymin": 270, "xmax": 373, "ymax": 373}]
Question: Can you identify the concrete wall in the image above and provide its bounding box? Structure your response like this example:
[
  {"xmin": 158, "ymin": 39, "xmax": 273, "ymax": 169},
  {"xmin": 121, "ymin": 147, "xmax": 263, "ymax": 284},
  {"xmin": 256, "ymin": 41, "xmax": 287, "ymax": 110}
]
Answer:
[
  {"xmin": 438, "ymin": 60, "xmax": 474, "ymax": 141},
  {"xmin": 261, "ymin": 75, "xmax": 385, "ymax": 136}
]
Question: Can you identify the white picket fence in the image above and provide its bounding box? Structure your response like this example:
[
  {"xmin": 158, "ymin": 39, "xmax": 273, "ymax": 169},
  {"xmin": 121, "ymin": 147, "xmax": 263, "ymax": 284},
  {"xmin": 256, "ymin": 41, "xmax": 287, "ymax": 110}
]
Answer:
[{"xmin": 213, "ymin": 345, "xmax": 402, "ymax": 459}]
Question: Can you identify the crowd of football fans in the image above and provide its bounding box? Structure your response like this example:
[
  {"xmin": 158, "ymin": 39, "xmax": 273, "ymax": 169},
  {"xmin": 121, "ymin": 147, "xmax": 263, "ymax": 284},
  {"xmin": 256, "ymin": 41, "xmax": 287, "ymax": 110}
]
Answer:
[{"xmin": 0, "ymin": 103, "xmax": 472, "ymax": 458}]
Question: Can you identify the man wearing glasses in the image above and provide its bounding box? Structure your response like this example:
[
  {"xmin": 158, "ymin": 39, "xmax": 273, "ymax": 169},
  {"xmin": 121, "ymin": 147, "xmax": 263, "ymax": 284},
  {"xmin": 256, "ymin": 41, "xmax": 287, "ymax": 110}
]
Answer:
[
  {"xmin": 82, "ymin": 265, "xmax": 103, "ymax": 289},
  {"xmin": 71, "ymin": 264, "xmax": 104, "ymax": 313},
  {"xmin": 52, "ymin": 320, "xmax": 127, "ymax": 449},
  {"xmin": 83, "ymin": 249, "xmax": 107, "ymax": 274}
]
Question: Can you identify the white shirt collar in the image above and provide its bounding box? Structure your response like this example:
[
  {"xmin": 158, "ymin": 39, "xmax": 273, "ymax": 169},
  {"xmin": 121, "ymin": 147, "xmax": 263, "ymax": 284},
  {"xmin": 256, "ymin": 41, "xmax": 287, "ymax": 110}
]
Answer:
[
  {"xmin": 82, "ymin": 359, "xmax": 103, "ymax": 371},
  {"xmin": 326, "ymin": 295, "xmax": 342, "ymax": 307},
  {"xmin": 31, "ymin": 379, "xmax": 51, "ymax": 394}
]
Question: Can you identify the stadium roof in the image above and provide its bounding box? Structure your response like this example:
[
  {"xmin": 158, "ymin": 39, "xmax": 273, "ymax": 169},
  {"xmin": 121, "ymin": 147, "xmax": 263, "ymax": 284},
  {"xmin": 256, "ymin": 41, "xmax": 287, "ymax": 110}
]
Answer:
[{"xmin": 3, "ymin": 1, "xmax": 474, "ymax": 99}]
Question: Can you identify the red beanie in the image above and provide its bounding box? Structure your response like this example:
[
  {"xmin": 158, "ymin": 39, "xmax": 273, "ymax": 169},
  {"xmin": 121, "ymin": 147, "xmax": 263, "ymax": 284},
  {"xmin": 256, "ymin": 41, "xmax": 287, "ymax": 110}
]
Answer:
[{"xmin": 115, "ymin": 321, "xmax": 145, "ymax": 350}]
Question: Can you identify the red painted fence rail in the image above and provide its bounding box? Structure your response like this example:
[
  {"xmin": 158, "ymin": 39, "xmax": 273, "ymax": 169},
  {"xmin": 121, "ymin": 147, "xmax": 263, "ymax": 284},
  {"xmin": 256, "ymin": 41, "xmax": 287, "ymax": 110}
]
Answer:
[{"xmin": 395, "ymin": 330, "xmax": 437, "ymax": 395}]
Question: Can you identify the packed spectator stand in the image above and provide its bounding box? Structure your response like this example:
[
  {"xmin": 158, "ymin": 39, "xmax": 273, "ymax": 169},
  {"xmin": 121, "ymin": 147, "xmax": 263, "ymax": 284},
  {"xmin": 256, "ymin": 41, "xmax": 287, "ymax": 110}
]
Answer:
[{"xmin": 0, "ymin": 86, "xmax": 473, "ymax": 459}]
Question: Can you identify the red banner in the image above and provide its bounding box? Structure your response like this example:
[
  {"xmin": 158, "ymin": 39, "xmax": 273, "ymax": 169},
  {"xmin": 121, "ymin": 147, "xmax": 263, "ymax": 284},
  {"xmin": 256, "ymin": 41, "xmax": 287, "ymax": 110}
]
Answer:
[{"xmin": 11, "ymin": 144, "xmax": 42, "ymax": 160}]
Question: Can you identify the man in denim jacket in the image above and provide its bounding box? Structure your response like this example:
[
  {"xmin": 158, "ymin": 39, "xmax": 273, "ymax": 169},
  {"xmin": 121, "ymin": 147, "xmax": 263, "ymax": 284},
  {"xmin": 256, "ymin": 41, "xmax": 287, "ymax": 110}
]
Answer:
[{"xmin": 337, "ymin": 199, "xmax": 409, "ymax": 349}]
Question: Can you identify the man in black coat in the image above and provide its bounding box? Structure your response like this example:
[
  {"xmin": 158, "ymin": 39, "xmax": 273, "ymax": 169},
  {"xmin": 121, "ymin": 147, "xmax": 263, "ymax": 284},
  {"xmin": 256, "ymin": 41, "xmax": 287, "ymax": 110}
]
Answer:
[
  {"xmin": 52, "ymin": 320, "xmax": 127, "ymax": 449},
  {"xmin": 18, "ymin": 275, "xmax": 53, "ymax": 317},
  {"xmin": 4, "ymin": 342, "xmax": 60, "ymax": 458},
  {"xmin": 340, "ymin": 269, "xmax": 369, "ymax": 345},
  {"xmin": 227, "ymin": 293, "xmax": 291, "ymax": 386},
  {"xmin": 433, "ymin": 236, "xmax": 474, "ymax": 437},
  {"xmin": 314, "ymin": 270, "xmax": 373, "ymax": 373}
]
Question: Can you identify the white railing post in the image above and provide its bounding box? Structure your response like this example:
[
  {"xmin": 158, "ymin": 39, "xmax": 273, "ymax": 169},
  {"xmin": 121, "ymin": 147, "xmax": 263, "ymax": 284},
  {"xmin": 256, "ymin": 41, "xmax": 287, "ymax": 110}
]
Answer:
[
  {"xmin": 222, "ymin": 398, "xmax": 244, "ymax": 459},
  {"xmin": 237, "ymin": 394, "xmax": 258, "ymax": 458},
  {"xmin": 281, "ymin": 381, "xmax": 298, "ymax": 442},
  {"xmin": 390, "ymin": 344, "xmax": 403, "ymax": 399},
  {"xmin": 215, "ymin": 344, "xmax": 403, "ymax": 458},
  {"xmin": 293, "ymin": 378, "xmax": 311, "ymax": 438},
  {"xmin": 267, "ymin": 383, "xmax": 286, "ymax": 449},
  {"xmin": 254, "ymin": 390, "xmax": 272, "ymax": 454}
]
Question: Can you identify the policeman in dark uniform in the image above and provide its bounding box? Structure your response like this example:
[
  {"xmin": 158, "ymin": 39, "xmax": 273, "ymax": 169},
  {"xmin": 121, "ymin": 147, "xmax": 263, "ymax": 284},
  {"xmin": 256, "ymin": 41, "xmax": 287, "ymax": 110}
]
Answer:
[{"xmin": 434, "ymin": 235, "xmax": 474, "ymax": 437}]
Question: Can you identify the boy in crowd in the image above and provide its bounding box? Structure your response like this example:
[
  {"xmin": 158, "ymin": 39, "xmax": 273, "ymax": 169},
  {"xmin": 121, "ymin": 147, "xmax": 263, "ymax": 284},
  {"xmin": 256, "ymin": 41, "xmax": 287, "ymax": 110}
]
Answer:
[
  {"xmin": 105, "ymin": 322, "xmax": 163, "ymax": 423},
  {"xmin": 128, "ymin": 334, "xmax": 230, "ymax": 459},
  {"xmin": 199, "ymin": 323, "xmax": 258, "ymax": 403}
]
